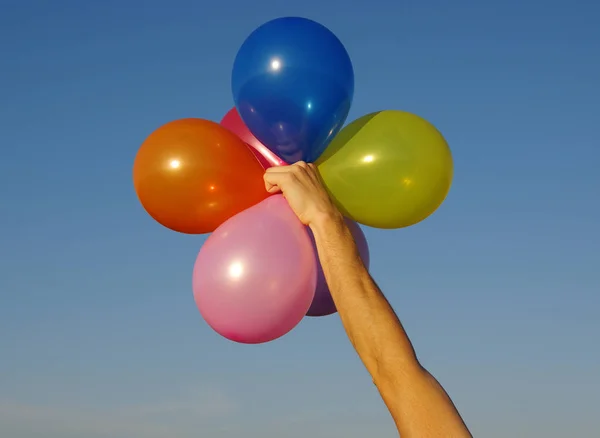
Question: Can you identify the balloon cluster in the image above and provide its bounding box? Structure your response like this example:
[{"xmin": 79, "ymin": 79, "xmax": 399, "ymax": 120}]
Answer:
[{"xmin": 133, "ymin": 17, "xmax": 453, "ymax": 344}]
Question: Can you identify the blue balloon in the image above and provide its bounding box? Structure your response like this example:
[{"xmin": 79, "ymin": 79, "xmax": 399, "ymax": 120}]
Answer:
[{"xmin": 232, "ymin": 17, "xmax": 354, "ymax": 163}]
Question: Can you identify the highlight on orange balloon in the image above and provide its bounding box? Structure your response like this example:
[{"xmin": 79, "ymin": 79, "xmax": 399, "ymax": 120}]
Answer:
[{"xmin": 133, "ymin": 118, "xmax": 269, "ymax": 234}]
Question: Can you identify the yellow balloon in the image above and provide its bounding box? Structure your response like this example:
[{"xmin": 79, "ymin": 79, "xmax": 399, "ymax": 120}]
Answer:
[{"xmin": 316, "ymin": 110, "xmax": 453, "ymax": 229}]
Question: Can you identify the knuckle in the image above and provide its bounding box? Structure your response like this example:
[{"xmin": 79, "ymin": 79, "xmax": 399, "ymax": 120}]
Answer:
[
  {"xmin": 283, "ymin": 172, "xmax": 295, "ymax": 181},
  {"xmin": 290, "ymin": 165, "xmax": 303, "ymax": 175}
]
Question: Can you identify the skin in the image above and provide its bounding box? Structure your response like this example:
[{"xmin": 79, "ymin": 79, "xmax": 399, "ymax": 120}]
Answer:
[{"xmin": 264, "ymin": 162, "xmax": 472, "ymax": 438}]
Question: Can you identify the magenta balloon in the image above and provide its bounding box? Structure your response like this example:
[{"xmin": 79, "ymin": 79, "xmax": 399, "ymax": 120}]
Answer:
[
  {"xmin": 193, "ymin": 195, "xmax": 317, "ymax": 343},
  {"xmin": 306, "ymin": 218, "xmax": 370, "ymax": 317}
]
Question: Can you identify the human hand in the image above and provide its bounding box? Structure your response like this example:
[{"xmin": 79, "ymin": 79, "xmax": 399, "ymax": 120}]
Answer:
[{"xmin": 263, "ymin": 162, "xmax": 342, "ymax": 228}]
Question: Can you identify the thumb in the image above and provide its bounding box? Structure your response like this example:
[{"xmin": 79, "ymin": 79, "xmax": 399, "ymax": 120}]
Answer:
[
  {"xmin": 265, "ymin": 184, "xmax": 281, "ymax": 194},
  {"xmin": 263, "ymin": 170, "xmax": 286, "ymax": 194}
]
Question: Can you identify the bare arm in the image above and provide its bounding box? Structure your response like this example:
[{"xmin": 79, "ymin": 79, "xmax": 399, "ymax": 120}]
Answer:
[
  {"xmin": 264, "ymin": 162, "xmax": 471, "ymax": 438},
  {"xmin": 311, "ymin": 212, "xmax": 471, "ymax": 437}
]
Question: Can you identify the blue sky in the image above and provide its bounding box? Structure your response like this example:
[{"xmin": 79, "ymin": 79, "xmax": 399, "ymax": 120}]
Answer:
[{"xmin": 0, "ymin": 0, "xmax": 598, "ymax": 437}]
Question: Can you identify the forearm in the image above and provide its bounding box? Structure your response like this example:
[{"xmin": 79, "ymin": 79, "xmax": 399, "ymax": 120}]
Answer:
[
  {"xmin": 310, "ymin": 213, "xmax": 471, "ymax": 437},
  {"xmin": 310, "ymin": 213, "xmax": 419, "ymax": 375}
]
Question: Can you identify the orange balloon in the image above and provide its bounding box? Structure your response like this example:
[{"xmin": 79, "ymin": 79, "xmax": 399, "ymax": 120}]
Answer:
[{"xmin": 133, "ymin": 118, "xmax": 269, "ymax": 234}]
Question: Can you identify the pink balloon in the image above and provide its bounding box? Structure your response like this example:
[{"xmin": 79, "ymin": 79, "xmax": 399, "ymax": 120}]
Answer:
[
  {"xmin": 193, "ymin": 195, "xmax": 317, "ymax": 344},
  {"xmin": 306, "ymin": 219, "xmax": 370, "ymax": 317}
]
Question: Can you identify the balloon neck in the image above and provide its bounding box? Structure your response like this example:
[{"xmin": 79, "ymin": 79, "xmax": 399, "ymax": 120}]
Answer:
[{"xmin": 252, "ymin": 143, "xmax": 287, "ymax": 167}]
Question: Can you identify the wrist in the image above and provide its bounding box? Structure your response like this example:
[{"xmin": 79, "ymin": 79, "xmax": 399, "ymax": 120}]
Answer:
[{"xmin": 309, "ymin": 209, "xmax": 345, "ymax": 236}]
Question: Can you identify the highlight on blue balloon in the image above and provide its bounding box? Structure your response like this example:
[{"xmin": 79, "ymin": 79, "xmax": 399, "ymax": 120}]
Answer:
[{"xmin": 232, "ymin": 17, "xmax": 354, "ymax": 163}]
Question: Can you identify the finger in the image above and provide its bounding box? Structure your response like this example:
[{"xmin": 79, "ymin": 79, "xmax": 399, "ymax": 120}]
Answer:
[
  {"xmin": 294, "ymin": 162, "xmax": 313, "ymax": 177},
  {"xmin": 265, "ymin": 164, "xmax": 296, "ymax": 174},
  {"xmin": 306, "ymin": 163, "xmax": 318, "ymax": 178},
  {"xmin": 290, "ymin": 162, "xmax": 313, "ymax": 180},
  {"xmin": 263, "ymin": 169, "xmax": 292, "ymax": 192},
  {"xmin": 267, "ymin": 163, "xmax": 309, "ymax": 183},
  {"xmin": 263, "ymin": 176, "xmax": 278, "ymax": 192}
]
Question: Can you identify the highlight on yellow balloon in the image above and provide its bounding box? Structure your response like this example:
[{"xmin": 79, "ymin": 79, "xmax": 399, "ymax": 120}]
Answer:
[{"xmin": 316, "ymin": 110, "xmax": 453, "ymax": 229}]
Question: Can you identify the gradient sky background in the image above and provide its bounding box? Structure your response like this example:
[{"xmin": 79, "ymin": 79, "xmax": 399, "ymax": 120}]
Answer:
[{"xmin": 1, "ymin": 0, "xmax": 598, "ymax": 437}]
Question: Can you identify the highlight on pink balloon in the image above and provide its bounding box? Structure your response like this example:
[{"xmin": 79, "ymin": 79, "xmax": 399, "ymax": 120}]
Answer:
[
  {"xmin": 306, "ymin": 219, "xmax": 370, "ymax": 317},
  {"xmin": 220, "ymin": 107, "xmax": 286, "ymax": 168},
  {"xmin": 192, "ymin": 195, "xmax": 317, "ymax": 344}
]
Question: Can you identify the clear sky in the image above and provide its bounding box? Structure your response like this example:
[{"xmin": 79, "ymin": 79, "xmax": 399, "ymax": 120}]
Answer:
[{"xmin": 1, "ymin": 0, "xmax": 598, "ymax": 437}]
